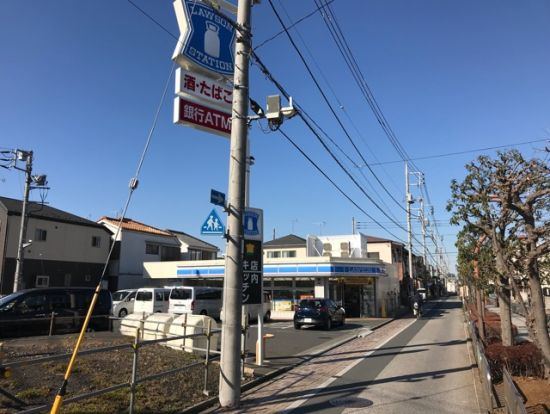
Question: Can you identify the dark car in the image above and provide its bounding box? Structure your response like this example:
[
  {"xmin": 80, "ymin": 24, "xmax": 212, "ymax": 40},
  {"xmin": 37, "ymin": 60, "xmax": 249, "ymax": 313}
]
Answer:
[
  {"xmin": 294, "ymin": 298, "xmax": 345, "ymax": 330},
  {"xmin": 0, "ymin": 287, "xmax": 112, "ymax": 338}
]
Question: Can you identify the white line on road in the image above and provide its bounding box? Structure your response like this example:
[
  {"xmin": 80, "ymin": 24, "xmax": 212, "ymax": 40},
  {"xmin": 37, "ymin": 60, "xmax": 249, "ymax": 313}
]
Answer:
[{"xmin": 281, "ymin": 318, "xmax": 417, "ymax": 413}]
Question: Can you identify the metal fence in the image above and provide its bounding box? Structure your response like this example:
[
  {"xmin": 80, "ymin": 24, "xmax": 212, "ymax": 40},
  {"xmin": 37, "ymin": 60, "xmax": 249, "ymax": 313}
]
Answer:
[
  {"xmin": 0, "ymin": 315, "xmax": 244, "ymax": 414},
  {"xmin": 468, "ymin": 320, "xmax": 497, "ymax": 409},
  {"xmin": 502, "ymin": 368, "xmax": 528, "ymax": 414},
  {"xmin": 467, "ymin": 316, "xmax": 529, "ymax": 414}
]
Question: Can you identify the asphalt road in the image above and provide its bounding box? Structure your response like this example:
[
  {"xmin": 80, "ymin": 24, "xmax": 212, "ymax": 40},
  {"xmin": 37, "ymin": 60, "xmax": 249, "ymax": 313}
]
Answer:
[
  {"xmin": 287, "ymin": 298, "xmax": 483, "ymax": 414},
  {"xmin": 243, "ymin": 318, "xmax": 390, "ymax": 372}
]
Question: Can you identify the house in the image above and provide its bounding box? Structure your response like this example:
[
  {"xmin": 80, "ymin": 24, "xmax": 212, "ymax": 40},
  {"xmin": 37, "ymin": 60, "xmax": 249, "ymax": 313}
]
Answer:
[
  {"xmin": 167, "ymin": 229, "xmax": 219, "ymax": 260},
  {"xmin": 98, "ymin": 217, "xmax": 181, "ymax": 290},
  {"xmin": 0, "ymin": 196, "xmax": 111, "ymax": 294}
]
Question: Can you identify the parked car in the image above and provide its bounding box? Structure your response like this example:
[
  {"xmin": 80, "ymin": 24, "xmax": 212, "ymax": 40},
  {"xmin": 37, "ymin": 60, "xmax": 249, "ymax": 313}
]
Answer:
[
  {"xmin": 293, "ymin": 298, "xmax": 345, "ymax": 330},
  {"xmin": 111, "ymin": 289, "xmax": 137, "ymax": 317},
  {"xmin": 169, "ymin": 286, "xmax": 222, "ymax": 319},
  {"xmin": 0, "ymin": 287, "xmax": 112, "ymax": 338},
  {"xmin": 133, "ymin": 288, "xmax": 170, "ymax": 314}
]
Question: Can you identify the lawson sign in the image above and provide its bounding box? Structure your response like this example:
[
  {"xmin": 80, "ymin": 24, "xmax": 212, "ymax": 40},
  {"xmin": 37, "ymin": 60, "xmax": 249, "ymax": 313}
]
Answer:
[{"xmin": 172, "ymin": 0, "xmax": 236, "ymax": 77}]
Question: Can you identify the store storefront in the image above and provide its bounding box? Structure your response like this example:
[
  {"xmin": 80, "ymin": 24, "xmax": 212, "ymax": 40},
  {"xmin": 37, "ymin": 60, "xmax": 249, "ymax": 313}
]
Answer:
[{"xmin": 143, "ymin": 257, "xmax": 389, "ymax": 317}]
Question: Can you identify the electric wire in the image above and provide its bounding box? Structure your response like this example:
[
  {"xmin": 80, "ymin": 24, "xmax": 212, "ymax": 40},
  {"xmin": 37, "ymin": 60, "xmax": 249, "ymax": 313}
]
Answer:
[
  {"xmin": 266, "ymin": 0, "xmax": 409, "ymax": 216},
  {"xmin": 369, "ymin": 138, "xmax": 550, "ymax": 166},
  {"xmin": 125, "ymin": 1, "xmax": 434, "ymax": 261},
  {"xmin": 278, "ymin": 127, "xmax": 408, "ymax": 243},
  {"xmin": 254, "ymin": 0, "xmax": 337, "ymax": 51},
  {"xmin": 275, "ymin": 0, "xmax": 403, "ymax": 222}
]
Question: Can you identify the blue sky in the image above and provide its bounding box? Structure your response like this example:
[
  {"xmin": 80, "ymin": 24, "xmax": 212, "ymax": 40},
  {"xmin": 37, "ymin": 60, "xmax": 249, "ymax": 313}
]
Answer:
[{"xmin": 1, "ymin": 1, "xmax": 549, "ymax": 274}]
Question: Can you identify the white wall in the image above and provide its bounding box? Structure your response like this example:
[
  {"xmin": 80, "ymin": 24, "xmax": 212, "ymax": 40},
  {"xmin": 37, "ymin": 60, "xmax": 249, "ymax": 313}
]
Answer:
[
  {"xmin": 5, "ymin": 215, "xmax": 109, "ymax": 263},
  {"xmin": 317, "ymin": 234, "xmax": 368, "ymax": 258}
]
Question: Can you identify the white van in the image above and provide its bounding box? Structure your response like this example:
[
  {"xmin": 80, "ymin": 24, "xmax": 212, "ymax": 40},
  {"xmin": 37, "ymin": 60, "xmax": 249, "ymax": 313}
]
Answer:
[
  {"xmin": 221, "ymin": 292, "xmax": 272, "ymax": 323},
  {"xmin": 112, "ymin": 289, "xmax": 137, "ymax": 317},
  {"xmin": 168, "ymin": 287, "xmax": 222, "ymax": 319},
  {"xmin": 133, "ymin": 288, "xmax": 170, "ymax": 314}
]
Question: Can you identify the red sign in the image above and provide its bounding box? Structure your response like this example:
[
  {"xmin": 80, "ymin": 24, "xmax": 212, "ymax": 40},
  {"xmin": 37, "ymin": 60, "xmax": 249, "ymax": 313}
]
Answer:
[
  {"xmin": 176, "ymin": 68, "xmax": 232, "ymax": 111},
  {"xmin": 174, "ymin": 97, "xmax": 231, "ymax": 138}
]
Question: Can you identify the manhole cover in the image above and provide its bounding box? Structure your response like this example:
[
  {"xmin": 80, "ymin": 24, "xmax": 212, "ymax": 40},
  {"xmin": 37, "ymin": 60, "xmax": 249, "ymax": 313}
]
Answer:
[{"xmin": 329, "ymin": 396, "xmax": 373, "ymax": 408}]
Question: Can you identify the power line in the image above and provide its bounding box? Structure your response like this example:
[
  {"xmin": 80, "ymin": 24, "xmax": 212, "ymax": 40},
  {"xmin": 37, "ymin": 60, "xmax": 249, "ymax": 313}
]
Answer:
[
  {"xmin": 266, "ymin": 0, "xmax": 408, "ymax": 215},
  {"xmin": 368, "ymin": 138, "xmax": 550, "ymax": 166}
]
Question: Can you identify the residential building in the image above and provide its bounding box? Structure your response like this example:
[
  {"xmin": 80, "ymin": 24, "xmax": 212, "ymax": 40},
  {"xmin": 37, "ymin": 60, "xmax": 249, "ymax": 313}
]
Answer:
[
  {"xmin": 167, "ymin": 229, "xmax": 219, "ymax": 260},
  {"xmin": 0, "ymin": 196, "xmax": 111, "ymax": 294},
  {"xmin": 98, "ymin": 217, "xmax": 181, "ymax": 290}
]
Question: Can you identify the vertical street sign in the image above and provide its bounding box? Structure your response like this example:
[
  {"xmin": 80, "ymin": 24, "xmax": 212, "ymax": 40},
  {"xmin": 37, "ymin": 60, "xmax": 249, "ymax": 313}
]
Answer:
[
  {"xmin": 172, "ymin": 0, "xmax": 236, "ymax": 77},
  {"xmin": 242, "ymin": 240, "xmax": 262, "ymax": 305}
]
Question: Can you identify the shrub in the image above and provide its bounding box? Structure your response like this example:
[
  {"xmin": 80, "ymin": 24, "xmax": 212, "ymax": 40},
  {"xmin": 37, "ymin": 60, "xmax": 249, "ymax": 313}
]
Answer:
[{"xmin": 485, "ymin": 341, "xmax": 544, "ymax": 382}]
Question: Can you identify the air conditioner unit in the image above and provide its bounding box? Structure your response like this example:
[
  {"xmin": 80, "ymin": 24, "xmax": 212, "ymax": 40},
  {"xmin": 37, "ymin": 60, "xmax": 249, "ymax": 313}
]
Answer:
[
  {"xmin": 323, "ymin": 243, "xmax": 332, "ymax": 251},
  {"xmin": 340, "ymin": 242, "xmax": 350, "ymax": 251}
]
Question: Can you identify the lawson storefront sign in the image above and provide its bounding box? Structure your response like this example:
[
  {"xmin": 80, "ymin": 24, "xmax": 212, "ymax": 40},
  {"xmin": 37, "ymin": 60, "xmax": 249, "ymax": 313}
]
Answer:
[
  {"xmin": 172, "ymin": 0, "xmax": 236, "ymax": 77},
  {"xmin": 175, "ymin": 263, "xmax": 386, "ymax": 278}
]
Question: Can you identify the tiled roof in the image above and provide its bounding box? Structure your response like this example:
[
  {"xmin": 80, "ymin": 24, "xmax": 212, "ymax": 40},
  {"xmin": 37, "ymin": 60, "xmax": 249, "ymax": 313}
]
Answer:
[
  {"xmin": 0, "ymin": 196, "xmax": 107, "ymax": 229},
  {"xmin": 167, "ymin": 229, "xmax": 219, "ymax": 251},
  {"xmin": 264, "ymin": 234, "xmax": 306, "ymax": 248},
  {"xmin": 98, "ymin": 217, "xmax": 173, "ymax": 236}
]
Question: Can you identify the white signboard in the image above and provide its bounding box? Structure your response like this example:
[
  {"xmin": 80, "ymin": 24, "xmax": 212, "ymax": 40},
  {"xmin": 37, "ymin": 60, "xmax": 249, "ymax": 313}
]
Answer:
[
  {"xmin": 175, "ymin": 67, "xmax": 232, "ymax": 111},
  {"xmin": 243, "ymin": 208, "xmax": 263, "ymax": 241}
]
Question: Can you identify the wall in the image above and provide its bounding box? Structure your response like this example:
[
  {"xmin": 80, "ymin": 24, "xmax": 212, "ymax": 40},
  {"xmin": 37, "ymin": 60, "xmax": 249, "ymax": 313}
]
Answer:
[
  {"xmin": 366, "ymin": 242, "xmax": 393, "ymax": 263},
  {"xmin": 4, "ymin": 216, "xmax": 110, "ymax": 263}
]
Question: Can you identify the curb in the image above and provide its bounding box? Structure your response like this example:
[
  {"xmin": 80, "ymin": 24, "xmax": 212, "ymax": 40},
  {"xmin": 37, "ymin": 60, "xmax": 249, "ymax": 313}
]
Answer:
[{"xmin": 179, "ymin": 317, "xmax": 397, "ymax": 414}]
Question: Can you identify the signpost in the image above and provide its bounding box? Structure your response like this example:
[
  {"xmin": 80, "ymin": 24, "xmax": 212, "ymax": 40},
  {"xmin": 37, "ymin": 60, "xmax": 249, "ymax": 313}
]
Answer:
[
  {"xmin": 210, "ymin": 189, "xmax": 226, "ymax": 207},
  {"xmin": 200, "ymin": 209, "xmax": 225, "ymax": 235},
  {"xmin": 242, "ymin": 240, "xmax": 262, "ymax": 305}
]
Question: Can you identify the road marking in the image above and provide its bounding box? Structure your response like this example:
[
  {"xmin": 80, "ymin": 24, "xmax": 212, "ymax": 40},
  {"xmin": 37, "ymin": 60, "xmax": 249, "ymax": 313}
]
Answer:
[{"xmin": 281, "ymin": 318, "xmax": 417, "ymax": 412}]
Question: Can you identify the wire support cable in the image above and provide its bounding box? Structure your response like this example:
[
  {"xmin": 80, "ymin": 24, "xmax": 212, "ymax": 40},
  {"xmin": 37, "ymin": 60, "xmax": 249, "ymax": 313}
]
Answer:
[{"xmin": 49, "ymin": 62, "xmax": 176, "ymax": 414}]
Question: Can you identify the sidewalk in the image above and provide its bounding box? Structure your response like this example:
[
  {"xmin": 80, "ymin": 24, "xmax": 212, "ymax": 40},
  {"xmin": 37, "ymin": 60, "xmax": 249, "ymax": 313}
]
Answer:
[
  {"xmin": 485, "ymin": 304, "xmax": 530, "ymax": 342},
  {"xmin": 221, "ymin": 318, "xmax": 415, "ymax": 413},
  {"xmin": 196, "ymin": 298, "xmax": 480, "ymax": 414}
]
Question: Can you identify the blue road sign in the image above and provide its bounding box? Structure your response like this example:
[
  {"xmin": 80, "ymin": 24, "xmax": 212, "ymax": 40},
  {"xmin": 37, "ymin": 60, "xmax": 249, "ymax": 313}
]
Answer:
[
  {"xmin": 201, "ymin": 209, "xmax": 225, "ymax": 235},
  {"xmin": 243, "ymin": 208, "xmax": 263, "ymax": 241},
  {"xmin": 210, "ymin": 189, "xmax": 226, "ymax": 207},
  {"xmin": 179, "ymin": 0, "xmax": 236, "ymax": 76}
]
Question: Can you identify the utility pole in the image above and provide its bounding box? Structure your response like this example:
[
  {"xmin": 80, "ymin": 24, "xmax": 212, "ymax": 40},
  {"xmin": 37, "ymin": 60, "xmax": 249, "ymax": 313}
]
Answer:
[
  {"xmin": 219, "ymin": 0, "xmax": 252, "ymax": 408},
  {"xmin": 419, "ymin": 198, "xmax": 428, "ymax": 273},
  {"xmin": 405, "ymin": 162, "xmax": 414, "ymax": 290},
  {"xmin": 13, "ymin": 150, "xmax": 33, "ymax": 292},
  {"xmin": 352, "ymin": 217, "xmax": 356, "ymax": 235}
]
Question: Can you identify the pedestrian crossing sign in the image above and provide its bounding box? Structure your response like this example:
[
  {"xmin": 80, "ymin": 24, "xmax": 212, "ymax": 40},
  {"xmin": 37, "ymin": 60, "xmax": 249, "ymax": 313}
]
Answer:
[{"xmin": 201, "ymin": 209, "xmax": 225, "ymax": 235}]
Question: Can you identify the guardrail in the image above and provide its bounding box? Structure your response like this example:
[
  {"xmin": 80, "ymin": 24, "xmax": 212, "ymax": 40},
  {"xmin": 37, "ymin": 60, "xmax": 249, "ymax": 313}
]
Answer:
[
  {"xmin": 1, "ymin": 314, "xmax": 252, "ymax": 414},
  {"xmin": 502, "ymin": 368, "xmax": 528, "ymax": 414},
  {"xmin": 467, "ymin": 320, "xmax": 497, "ymax": 409}
]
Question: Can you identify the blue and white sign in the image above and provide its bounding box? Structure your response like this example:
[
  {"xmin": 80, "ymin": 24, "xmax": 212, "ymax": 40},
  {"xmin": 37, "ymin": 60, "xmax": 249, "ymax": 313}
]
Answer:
[
  {"xmin": 243, "ymin": 207, "xmax": 263, "ymax": 241},
  {"xmin": 201, "ymin": 209, "xmax": 225, "ymax": 235},
  {"xmin": 172, "ymin": 0, "xmax": 236, "ymax": 77}
]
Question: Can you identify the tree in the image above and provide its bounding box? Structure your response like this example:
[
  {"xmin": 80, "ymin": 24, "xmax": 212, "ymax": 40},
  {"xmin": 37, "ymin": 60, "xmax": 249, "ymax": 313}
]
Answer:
[
  {"xmin": 448, "ymin": 150, "xmax": 550, "ymax": 373},
  {"xmin": 448, "ymin": 152, "xmax": 515, "ymax": 346}
]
